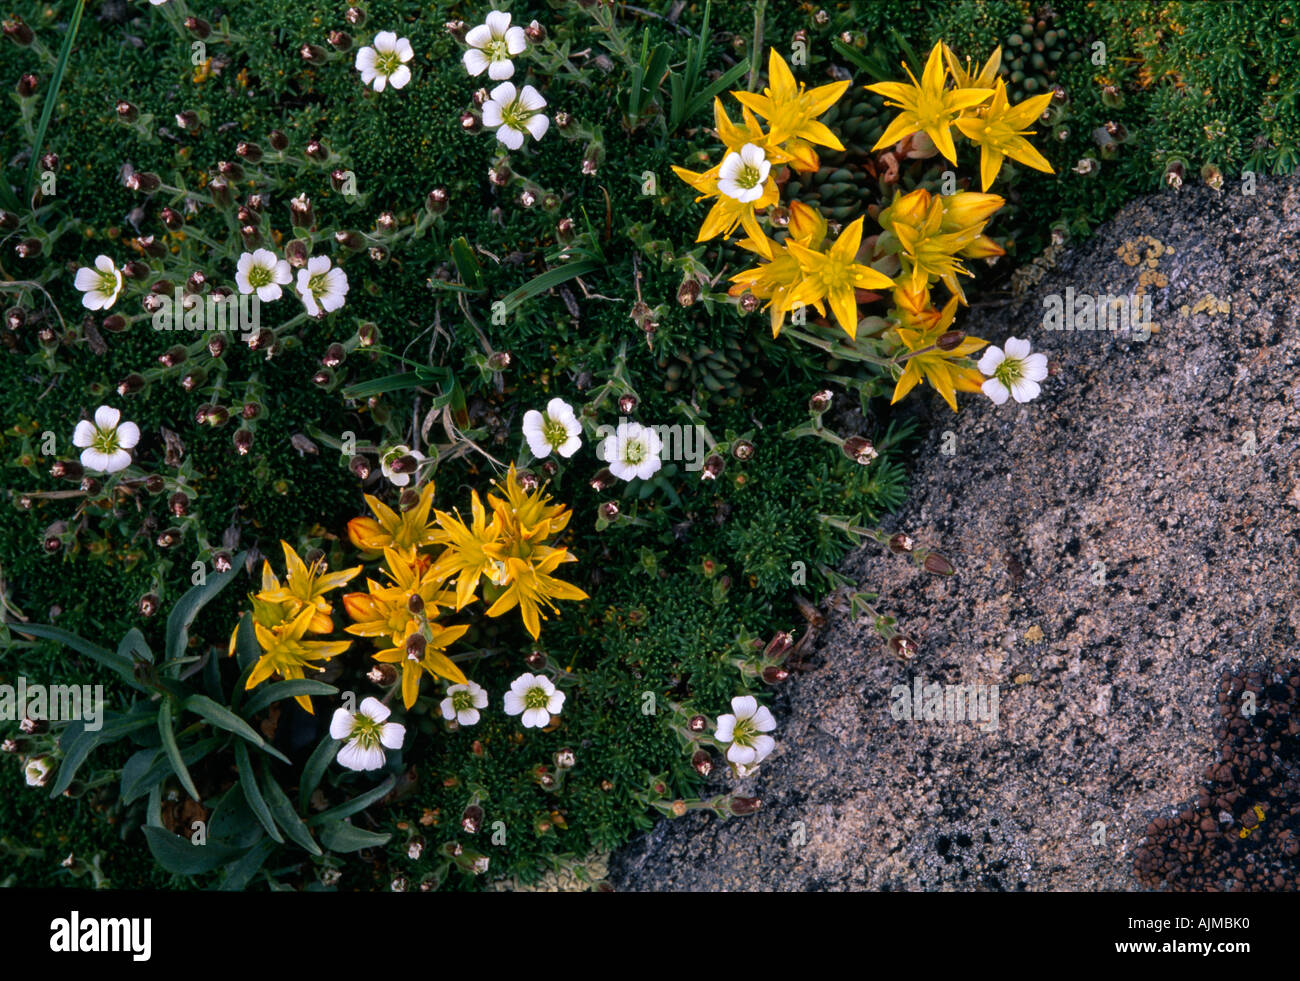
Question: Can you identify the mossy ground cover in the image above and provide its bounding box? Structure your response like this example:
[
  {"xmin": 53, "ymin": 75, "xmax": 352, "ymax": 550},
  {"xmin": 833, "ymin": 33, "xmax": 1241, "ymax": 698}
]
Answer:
[{"xmin": 0, "ymin": 0, "xmax": 1295, "ymax": 890}]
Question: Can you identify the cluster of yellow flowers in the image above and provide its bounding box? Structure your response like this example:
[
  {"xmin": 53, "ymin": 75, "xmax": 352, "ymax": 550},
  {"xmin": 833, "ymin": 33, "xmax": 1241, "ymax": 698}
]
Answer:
[
  {"xmin": 674, "ymin": 41, "xmax": 1056, "ymax": 412},
  {"xmin": 232, "ymin": 467, "xmax": 587, "ymax": 713}
]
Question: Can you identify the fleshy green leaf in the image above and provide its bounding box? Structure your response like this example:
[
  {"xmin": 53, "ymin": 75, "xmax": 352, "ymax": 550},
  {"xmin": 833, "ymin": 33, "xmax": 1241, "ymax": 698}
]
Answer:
[
  {"xmin": 241, "ymin": 680, "xmax": 337, "ymax": 718},
  {"xmin": 234, "ymin": 742, "xmax": 284, "ymax": 844},
  {"xmin": 183, "ymin": 693, "xmax": 290, "ymax": 764},
  {"xmin": 308, "ymin": 774, "xmax": 395, "ymax": 826},
  {"xmin": 259, "ymin": 767, "xmax": 322, "ymax": 856},
  {"xmin": 158, "ymin": 700, "xmax": 200, "ymax": 801},
  {"xmin": 164, "ymin": 551, "xmax": 246, "ymax": 662}
]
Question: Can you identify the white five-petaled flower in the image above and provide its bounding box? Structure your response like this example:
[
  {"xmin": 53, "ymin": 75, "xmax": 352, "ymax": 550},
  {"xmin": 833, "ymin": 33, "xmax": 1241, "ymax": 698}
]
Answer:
[
  {"xmin": 330, "ymin": 696, "xmax": 405, "ymax": 771},
  {"xmin": 978, "ymin": 336, "xmax": 1049, "ymax": 405},
  {"xmin": 234, "ymin": 249, "xmax": 292, "ymax": 302},
  {"xmin": 522, "ymin": 398, "xmax": 582, "ymax": 459},
  {"xmin": 716, "ymin": 143, "xmax": 771, "ymax": 203},
  {"xmin": 73, "ymin": 255, "xmax": 124, "ymax": 311},
  {"xmin": 24, "ymin": 757, "xmax": 53, "ymax": 787},
  {"xmin": 440, "ymin": 681, "xmax": 489, "ymax": 726},
  {"xmin": 380, "ymin": 444, "xmax": 426, "ymax": 487},
  {"xmin": 598, "ymin": 421, "xmax": 662, "ymax": 482},
  {"xmin": 296, "ymin": 255, "xmax": 349, "ymax": 316},
  {"xmin": 481, "ymin": 82, "xmax": 549, "ymax": 151},
  {"xmin": 503, "ymin": 672, "xmax": 565, "ymax": 729},
  {"xmin": 355, "ymin": 31, "xmax": 414, "ymax": 92},
  {"xmin": 714, "ymin": 695, "xmax": 777, "ymax": 767},
  {"xmin": 72, "ymin": 405, "xmax": 140, "ymax": 474},
  {"xmin": 463, "ymin": 10, "xmax": 527, "ymax": 80}
]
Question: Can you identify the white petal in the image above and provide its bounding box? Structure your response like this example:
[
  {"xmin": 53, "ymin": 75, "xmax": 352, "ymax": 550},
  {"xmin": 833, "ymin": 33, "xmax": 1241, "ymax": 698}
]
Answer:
[
  {"xmin": 497, "ymin": 126, "xmax": 525, "ymax": 150},
  {"xmin": 1022, "ymin": 352, "xmax": 1049, "ymax": 382},
  {"xmin": 72, "ymin": 420, "xmax": 96, "ymax": 448},
  {"xmin": 731, "ymin": 695, "xmax": 758, "ymax": 718},
  {"xmin": 114, "ymin": 421, "xmax": 140, "ymax": 449},
  {"xmin": 525, "ymin": 432, "xmax": 552, "ymax": 459},
  {"xmin": 94, "ymin": 405, "xmax": 120, "ymax": 430},
  {"xmin": 457, "ymin": 708, "xmax": 481, "ymax": 726},
  {"xmin": 102, "ymin": 449, "xmax": 132, "ymax": 473},
  {"xmin": 74, "ymin": 268, "xmax": 100, "ymax": 291},
  {"xmin": 505, "ymin": 26, "xmax": 527, "ymax": 54},
  {"xmin": 518, "ymin": 85, "xmax": 547, "ymax": 112},
  {"xmin": 977, "ymin": 347, "xmax": 1005, "ymax": 375},
  {"xmin": 374, "ymin": 31, "xmax": 397, "ymax": 51},
  {"xmin": 1010, "ymin": 377, "xmax": 1041, "ymax": 403},
  {"xmin": 522, "ymin": 409, "xmax": 545, "ymax": 437},
  {"xmin": 330, "ymin": 708, "xmax": 354, "ymax": 739},
  {"xmin": 359, "ymin": 696, "xmax": 390, "ymax": 723},
  {"xmin": 373, "ymin": 74, "xmax": 387, "ymax": 93},
  {"xmin": 558, "ymin": 435, "xmax": 582, "ymax": 458},
  {"xmin": 488, "ymin": 58, "xmax": 515, "ymax": 80},
  {"xmin": 546, "ymin": 690, "xmax": 565, "ymax": 714},
  {"xmin": 751, "ymin": 734, "xmax": 776, "ymax": 762},
  {"xmin": 379, "ymin": 722, "xmax": 405, "ymax": 749},
  {"xmin": 94, "ymin": 255, "xmax": 115, "ymax": 274},
  {"xmin": 981, "ymin": 378, "xmax": 1010, "ymax": 405},
  {"xmin": 751, "ymin": 706, "xmax": 777, "ymax": 732},
  {"xmin": 714, "ymin": 715, "xmax": 736, "ymax": 743},
  {"xmin": 481, "ymin": 100, "xmax": 504, "ymax": 127},
  {"xmin": 273, "ymin": 260, "xmax": 292, "ymax": 285},
  {"xmin": 489, "ymin": 82, "xmax": 516, "ymax": 104},
  {"xmin": 80, "ymin": 448, "xmax": 111, "ymax": 473},
  {"xmin": 524, "ymin": 114, "xmax": 549, "ymax": 141},
  {"xmin": 471, "ymin": 686, "xmax": 489, "ymax": 708},
  {"xmin": 463, "ymin": 47, "xmax": 490, "ymax": 76},
  {"xmin": 521, "ymin": 707, "xmax": 548, "ymax": 728},
  {"xmin": 396, "ymin": 38, "xmax": 414, "ymax": 61},
  {"xmin": 503, "ymin": 690, "xmax": 526, "ymax": 715},
  {"xmin": 484, "ymin": 10, "xmax": 512, "ymax": 36},
  {"xmin": 389, "ymin": 65, "xmax": 411, "ymax": 89},
  {"xmin": 718, "ymin": 152, "xmax": 743, "ymax": 181},
  {"xmin": 355, "ymin": 47, "xmax": 377, "ymax": 72},
  {"xmin": 256, "ymin": 283, "xmax": 282, "ymax": 303},
  {"xmin": 634, "ymin": 457, "xmax": 661, "ymax": 481},
  {"xmin": 440, "ymin": 697, "xmax": 456, "ymax": 721},
  {"xmin": 727, "ymin": 743, "xmax": 757, "ymax": 765},
  {"xmin": 464, "ymin": 24, "xmax": 492, "ymax": 48},
  {"xmin": 609, "ymin": 459, "xmax": 636, "ymax": 481},
  {"xmin": 1004, "ymin": 336, "xmax": 1032, "ymax": 360}
]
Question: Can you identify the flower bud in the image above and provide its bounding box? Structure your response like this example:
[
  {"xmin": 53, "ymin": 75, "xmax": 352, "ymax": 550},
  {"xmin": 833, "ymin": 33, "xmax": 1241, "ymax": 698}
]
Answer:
[
  {"xmin": 312, "ymin": 368, "xmax": 334, "ymax": 388},
  {"xmin": 555, "ymin": 111, "xmax": 572, "ymax": 129},
  {"xmin": 233, "ymin": 428, "xmax": 253, "ymax": 455},
  {"xmin": 368, "ymin": 663, "xmax": 398, "ymax": 685},
  {"xmin": 290, "ymin": 193, "xmax": 314, "ymax": 228},
  {"xmin": 0, "ymin": 211, "xmax": 17, "ymax": 230},
  {"xmin": 305, "ymin": 139, "xmax": 327, "ymax": 161},
  {"xmin": 117, "ymin": 373, "xmax": 145, "ymax": 396},
  {"xmin": 345, "ymin": 6, "xmax": 367, "ymax": 27},
  {"xmin": 692, "ymin": 749, "xmax": 713, "ymax": 776},
  {"xmin": 209, "ymin": 176, "xmax": 231, "ymax": 206},
  {"xmin": 936, "ymin": 330, "xmax": 965, "ymax": 351},
  {"xmin": 399, "ymin": 488, "xmax": 420, "ymax": 511},
  {"xmin": 731, "ymin": 439, "xmax": 754, "ymax": 461},
  {"xmin": 556, "ymin": 216, "xmax": 575, "ymax": 242},
  {"xmin": 730, "ymin": 796, "xmax": 762, "ymax": 816},
  {"xmin": 16, "ymin": 73, "xmax": 37, "ymax": 97},
  {"xmin": 169, "ymin": 492, "xmax": 189, "ymax": 517},
  {"xmin": 175, "ymin": 110, "xmax": 199, "ymax": 131},
  {"xmin": 15, "ymin": 239, "xmax": 41, "ymax": 258},
  {"xmin": 589, "ymin": 468, "xmax": 615, "ymax": 492},
  {"xmin": 40, "ymin": 152, "xmax": 59, "ymax": 173},
  {"xmin": 284, "ymin": 238, "xmax": 309, "ymax": 268},
  {"xmin": 888, "ymin": 635, "xmax": 918, "ymax": 659},
  {"xmin": 20, "ymin": 716, "xmax": 45, "ymax": 735},
  {"xmin": 842, "ymin": 436, "xmax": 878, "ymax": 465},
  {"xmin": 525, "ymin": 649, "xmax": 547, "ymax": 670},
  {"xmin": 677, "ymin": 277, "xmax": 702, "ymax": 306},
  {"xmin": 50, "ymin": 459, "xmax": 83, "ymax": 480},
  {"xmin": 701, "ymin": 454, "xmax": 725, "ymax": 480},
  {"xmin": 762, "ymin": 665, "xmax": 790, "ymax": 684},
  {"xmin": 525, "ymin": 19, "xmax": 546, "ymax": 43},
  {"xmin": 156, "ymin": 528, "xmax": 181, "ymax": 548},
  {"xmin": 184, "ymin": 16, "xmax": 211, "ymax": 40},
  {"xmin": 486, "ymin": 350, "xmax": 511, "ymax": 372},
  {"xmin": 922, "ymin": 552, "xmax": 955, "ymax": 576},
  {"xmin": 213, "ymin": 551, "xmax": 232, "ymax": 573},
  {"xmin": 426, "ymin": 187, "xmax": 448, "ymax": 214},
  {"xmin": 144, "ymin": 474, "xmax": 165, "ymax": 494},
  {"xmin": 3, "ymin": 17, "xmax": 35, "ymax": 46},
  {"xmin": 688, "ymin": 714, "xmax": 708, "ymax": 733},
  {"xmin": 617, "ymin": 393, "xmax": 637, "ymax": 414},
  {"xmin": 888, "ymin": 532, "xmax": 914, "ymax": 554},
  {"xmin": 598, "ymin": 501, "xmax": 619, "ymax": 521},
  {"xmin": 460, "ymin": 111, "xmax": 480, "ymax": 132},
  {"xmin": 328, "ymin": 30, "xmax": 353, "ymax": 52},
  {"xmin": 267, "ymin": 129, "xmax": 289, "ymax": 151},
  {"xmin": 102, "ymin": 314, "xmax": 127, "ymax": 333},
  {"xmin": 405, "ymin": 632, "xmax": 427, "ymax": 660},
  {"xmin": 462, "ymin": 804, "xmax": 484, "ymax": 834}
]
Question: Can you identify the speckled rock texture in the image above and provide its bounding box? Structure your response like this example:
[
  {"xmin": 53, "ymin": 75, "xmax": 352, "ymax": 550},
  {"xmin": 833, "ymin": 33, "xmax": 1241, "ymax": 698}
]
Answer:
[{"xmin": 608, "ymin": 176, "xmax": 1300, "ymax": 892}]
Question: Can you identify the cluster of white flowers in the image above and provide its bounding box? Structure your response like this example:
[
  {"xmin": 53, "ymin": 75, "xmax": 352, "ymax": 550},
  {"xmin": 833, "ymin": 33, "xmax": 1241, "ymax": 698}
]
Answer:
[
  {"xmin": 518, "ymin": 398, "xmax": 665, "ymax": 484},
  {"xmin": 330, "ymin": 674, "xmax": 564, "ymax": 771},
  {"xmin": 462, "ymin": 12, "xmax": 549, "ymax": 151}
]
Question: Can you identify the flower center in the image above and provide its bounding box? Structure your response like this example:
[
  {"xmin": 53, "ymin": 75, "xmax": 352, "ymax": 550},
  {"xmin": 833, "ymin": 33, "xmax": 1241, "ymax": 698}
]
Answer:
[
  {"xmin": 820, "ymin": 255, "xmax": 851, "ymax": 292},
  {"xmin": 248, "ymin": 264, "xmax": 272, "ymax": 288},
  {"xmin": 623, "ymin": 439, "xmax": 646, "ymax": 465},
  {"xmin": 98, "ymin": 270, "xmax": 118, "ymax": 295},
  {"xmin": 542, "ymin": 416, "xmax": 568, "ymax": 447},
  {"xmin": 524, "ymin": 687, "xmax": 550, "ymax": 710},
  {"xmin": 734, "ymin": 164, "xmax": 762, "ymax": 190},
  {"xmin": 731, "ymin": 717, "xmax": 757, "ymax": 746},
  {"xmin": 91, "ymin": 427, "xmax": 120, "ymax": 456},
  {"xmin": 376, "ymin": 50, "xmax": 402, "ymax": 76},
  {"xmin": 350, "ymin": 715, "xmax": 383, "ymax": 748},
  {"xmin": 994, "ymin": 357, "xmax": 1024, "ymax": 387},
  {"xmin": 307, "ymin": 272, "xmax": 328, "ymax": 297},
  {"xmin": 451, "ymin": 690, "xmax": 475, "ymax": 712},
  {"xmin": 485, "ymin": 37, "xmax": 509, "ymax": 60},
  {"xmin": 501, "ymin": 99, "xmax": 531, "ymax": 131}
]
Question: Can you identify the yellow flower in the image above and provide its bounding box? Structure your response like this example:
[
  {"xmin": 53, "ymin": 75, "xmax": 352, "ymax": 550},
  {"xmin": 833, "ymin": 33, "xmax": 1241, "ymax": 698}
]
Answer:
[
  {"xmin": 671, "ymin": 158, "xmax": 778, "ymax": 244},
  {"xmin": 954, "ymin": 80, "xmax": 1055, "ymax": 190},
  {"xmin": 732, "ymin": 48, "xmax": 850, "ymax": 153},
  {"xmin": 372, "ymin": 619, "xmax": 470, "ymax": 709},
  {"xmin": 866, "ymin": 42, "xmax": 993, "ymax": 165},
  {"xmin": 346, "ymin": 481, "xmax": 440, "ymax": 554},
  {"xmin": 890, "ymin": 295, "xmax": 989, "ymax": 411},
  {"xmin": 728, "ymin": 201, "xmax": 828, "ymax": 337},
  {"xmin": 343, "ymin": 548, "xmax": 455, "ymax": 647},
  {"xmin": 429, "ymin": 490, "xmax": 505, "ymax": 611},
  {"xmin": 878, "ymin": 189, "xmax": 981, "ymax": 301},
  {"xmin": 246, "ymin": 605, "xmax": 352, "ymax": 713},
  {"xmin": 255, "ymin": 541, "xmax": 361, "ymax": 634},
  {"xmin": 943, "ymin": 43, "xmax": 1002, "ymax": 91},
  {"xmin": 785, "ymin": 216, "xmax": 895, "ymax": 339},
  {"xmin": 488, "ymin": 464, "xmax": 572, "ymax": 541},
  {"xmin": 480, "ymin": 547, "xmax": 589, "ymax": 640}
]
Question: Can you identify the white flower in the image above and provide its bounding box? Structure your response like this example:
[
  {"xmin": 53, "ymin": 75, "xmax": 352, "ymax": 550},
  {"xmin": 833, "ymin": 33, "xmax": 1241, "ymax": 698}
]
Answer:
[
  {"xmin": 234, "ymin": 249, "xmax": 292, "ymax": 302},
  {"xmin": 503, "ymin": 672, "xmax": 565, "ymax": 729},
  {"xmin": 73, "ymin": 255, "xmax": 123, "ymax": 311},
  {"xmin": 598, "ymin": 421, "xmax": 662, "ymax": 482},
  {"xmin": 522, "ymin": 398, "xmax": 582, "ymax": 459},
  {"xmin": 978, "ymin": 336, "xmax": 1049, "ymax": 405},
  {"xmin": 296, "ymin": 255, "xmax": 349, "ymax": 316},
  {"xmin": 355, "ymin": 31, "xmax": 414, "ymax": 92},
  {"xmin": 440, "ymin": 681, "xmax": 489, "ymax": 726},
  {"xmin": 24, "ymin": 757, "xmax": 53, "ymax": 787},
  {"xmin": 330, "ymin": 696, "xmax": 405, "ymax": 771},
  {"xmin": 481, "ymin": 81, "xmax": 549, "ymax": 151},
  {"xmin": 716, "ymin": 143, "xmax": 771, "ymax": 203},
  {"xmin": 463, "ymin": 10, "xmax": 527, "ymax": 80},
  {"xmin": 714, "ymin": 695, "xmax": 777, "ymax": 766},
  {"xmin": 72, "ymin": 405, "xmax": 140, "ymax": 474},
  {"xmin": 380, "ymin": 444, "xmax": 426, "ymax": 487}
]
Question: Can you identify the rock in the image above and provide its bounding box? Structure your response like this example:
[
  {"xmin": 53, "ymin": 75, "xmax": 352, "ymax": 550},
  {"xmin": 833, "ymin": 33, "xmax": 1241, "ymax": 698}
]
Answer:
[{"xmin": 609, "ymin": 176, "xmax": 1300, "ymax": 891}]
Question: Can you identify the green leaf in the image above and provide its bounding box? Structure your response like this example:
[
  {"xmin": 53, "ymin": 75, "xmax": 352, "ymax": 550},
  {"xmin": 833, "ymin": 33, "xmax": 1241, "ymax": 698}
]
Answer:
[
  {"xmin": 182, "ymin": 693, "xmax": 290, "ymax": 764},
  {"xmin": 308, "ymin": 775, "xmax": 395, "ymax": 826},
  {"xmin": 340, "ymin": 373, "xmax": 427, "ymax": 400},
  {"xmin": 25, "ymin": 0, "xmax": 87, "ymax": 200},
  {"xmin": 117, "ymin": 627, "xmax": 153, "ymax": 665},
  {"xmin": 450, "ymin": 236, "xmax": 484, "ymax": 290},
  {"xmin": 158, "ymin": 700, "xmax": 200, "ymax": 801},
  {"xmin": 318, "ymin": 820, "xmax": 391, "ymax": 853},
  {"xmin": 234, "ymin": 743, "xmax": 284, "ymax": 844},
  {"xmin": 18, "ymin": 623, "xmax": 142, "ymax": 691},
  {"xmin": 120, "ymin": 748, "xmax": 159, "ymax": 804},
  {"xmin": 141, "ymin": 825, "xmax": 239, "ymax": 876},
  {"xmin": 164, "ymin": 551, "xmax": 246, "ymax": 662},
  {"xmin": 298, "ymin": 732, "xmax": 341, "ymax": 812},
  {"xmin": 501, "ymin": 260, "xmax": 602, "ymax": 314},
  {"xmin": 122, "ymin": 736, "xmax": 221, "ymax": 804},
  {"xmin": 259, "ymin": 767, "xmax": 322, "ymax": 856},
  {"xmin": 216, "ymin": 839, "xmax": 275, "ymax": 891},
  {"xmin": 241, "ymin": 680, "xmax": 337, "ymax": 718},
  {"xmin": 49, "ymin": 722, "xmax": 97, "ymax": 798}
]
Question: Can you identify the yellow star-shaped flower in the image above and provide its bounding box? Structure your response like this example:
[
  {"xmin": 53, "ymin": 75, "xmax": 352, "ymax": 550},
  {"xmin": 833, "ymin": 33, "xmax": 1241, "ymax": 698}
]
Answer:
[
  {"xmin": 955, "ymin": 80, "xmax": 1055, "ymax": 190},
  {"xmin": 785, "ymin": 216, "xmax": 896, "ymax": 340},
  {"xmin": 890, "ymin": 295, "xmax": 989, "ymax": 412},
  {"xmin": 866, "ymin": 42, "xmax": 993, "ymax": 165},
  {"xmin": 732, "ymin": 48, "xmax": 850, "ymax": 152}
]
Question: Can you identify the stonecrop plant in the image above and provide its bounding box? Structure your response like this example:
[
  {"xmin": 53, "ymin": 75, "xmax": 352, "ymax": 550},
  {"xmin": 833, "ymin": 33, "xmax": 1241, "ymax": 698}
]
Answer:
[{"xmin": 1, "ymin": 0, "xmax": 1294, "ymax": 892}]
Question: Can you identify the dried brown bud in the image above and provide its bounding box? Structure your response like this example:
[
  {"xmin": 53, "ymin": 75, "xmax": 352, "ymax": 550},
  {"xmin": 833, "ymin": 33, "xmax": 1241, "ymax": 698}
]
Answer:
[
  {"xmin": 589, "ymin": 468, "xmax": 616, "ymax": 492},
  {"xmin": 139, "ymin": 593, "xmax": 160, "ymax": 617},
  {"xmin": 426, "ymin": 187, "xmax": 448, "ymax": 214},
  {"xmin": 730, "ymin": 796, "xmax": 762, "ymax": 816},
  {"xmin": 888, "ymin": 533, "xmax": 914, "ymax": 554},
  {"xmin": 692, "ymin": 750, "xmax": 713, "ymax": 776},
  {"xmin": 842, "ymin": 436, "xmax": 878, "ymax": 465},
  {"xmin": 598, "ymin": 501, "xmax": 619, "ymax": 521},
  {"xmin": 762, "ymin": 665, "xmax": 790, "ymax": 684},
  {"xmin": 233, "ymin": 428, "xmax": 253, "ymax": 455},
  {"xmin": 117, "ymin": 373, "xmax": 145, "ymax": 396},
  {"xmin": 168, "ymin": 492, "xmax": 189, "ymax": 517},
  {"xmin": 922, "ymin": 552, "xmax": 955, "ymax": 576},
  {"xmin": 936, "ymin": 330, "xmax": 965, "ymax": 351},
  {"xmin": 688, "ymin": 714, "xmax": 708, "ymax": 733},
  {"xmin": 617, "ymin": 394, "xmax": 637, "ymax": 414},
  {"xmin": 305, "ymin": 139, "xmax": 327, "ymax": 161},
  {"xmin": 462, "ymin": 804, "xmax": 484, "ymax": 834}
]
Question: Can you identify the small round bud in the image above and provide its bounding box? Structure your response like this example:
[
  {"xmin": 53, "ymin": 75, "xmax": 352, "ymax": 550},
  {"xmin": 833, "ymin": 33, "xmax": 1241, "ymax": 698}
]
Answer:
[
  {"xmin": 50, "ymin": 459, "xmax": 83, "ymax": 480},
  {"xmin": 267, "ymin": 129, "xmax": 289, "ymax": 151},
  {"xmin": 462, "ymin": 804, "xmax": 484, "ymax": 834},
  {"xmin": 617, "ymin": 393, "xmax": 637, "ymax": 414},
  {"xmin": 525, "ymin": 19, "xmax": 546, "ymax": 43},
  {"xmin": 184, "ymin": 16, "xmax": 211, "ymax": 40},
  {"xmin": 139, "ymin": 593, "xmax": 160, "ymax": 617},
  {"xmin": 405, "ymin": 633, "xmax": 427, "ymax": 660},
  {"xmin": 233, "ymin": 428, "xmax": 253, "ymax": 455},
  {"xmin": 169, "ymin": 492, "xmax": 189, "ymax": 517},
  {"xmin": 762, "ymin": 665, "xmax": 790, "ymax": 684},
  {"xmin": 589, "ymin": 468, "xmax": 615, "ymax": 492},
  {"xmin": 144, "ymin": 475, "xmax": 165, "ymax": 494},
  {"xmin": 460, "ymin": 111, "xmax": 480, "ymax": 132},
  {"xmin": 923, "ymin": 552, "xmax": 956, "ymax": 576},
  {"xmin": 117, "ymin": 373, "xmax": 145, "ymax": 396},
  {"xmin": 809, "ymin": 389, "xmax": 833, "ymax": 413},
  {"xmin": 731, "ymin": 439, "xmax": 754, "ymax": 461},
  {"xmin": 328, "ymin": 30, "xmax": 353, "ymax": 52},
  {"xmin": 486, "ymin": 350, "xmax": 511, "ymax": 372},
  {"xmin": 688, "ymin": 714, "xmax": 708, "ymax": 733},
  {"xmin": 936, "ymin": 330, "xmax": 964, "ymax": 351},
  {"xmin": 598, "ymin": 501, "xmax": 619, "ymax": 521},
  {"xmin": 349, "ymin": 455, "xmax": 371, "ymax": 480},
  {"xmin": 888, "ymin": 635, "xmax": 918, "ymax": 659},
  {"xmin": 677, "ymin": 278, "xmax": 702, "ymax": 306},
  {"xmin": 525, "ymin": 650, "xmax": 547, "ymax": 670},
  {"xmin": 213, "ymin": 551, "xmax": 232, "ymax": 573},
  {"xmin": 730, "ymin": 796, "xmax": 762, "ymax": 816},
  {"xmin": 888, "ymin": 533, "xmax": 915, "ymax": 554},
  {"xmin": 426, "ymin": 187, "xmax": 448, "ymax": 214},
  {"xmin": 692, "ymin": 750, "xmax": 713, "ymax": 776},
  {"xmin": 842, "ymin": 436, "xmax": 878, "ymax": 465},
  {"xmin": 305, "ymin": 139, "xmax": 328, "ymax": 161}
]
